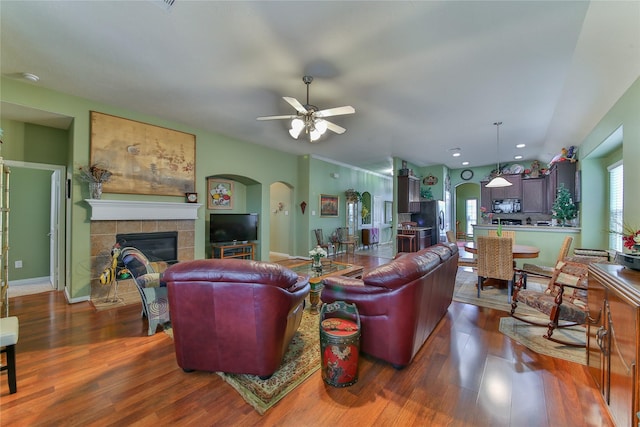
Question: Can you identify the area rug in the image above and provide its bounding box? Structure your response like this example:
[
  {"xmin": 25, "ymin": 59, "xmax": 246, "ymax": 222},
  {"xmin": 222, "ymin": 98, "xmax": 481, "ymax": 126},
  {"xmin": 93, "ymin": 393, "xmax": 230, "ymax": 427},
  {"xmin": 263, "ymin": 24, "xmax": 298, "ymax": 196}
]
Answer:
[
  {"xmin": 453, "ymin": 268, "xmax": 544, "ymax": 316},
  {"xmin": 499, "ymin": 316, "xmax": 587, "ymax": 365},
  {"xmin": 164, "ymin": 308, "xmax": 320, "ymax": 415}
]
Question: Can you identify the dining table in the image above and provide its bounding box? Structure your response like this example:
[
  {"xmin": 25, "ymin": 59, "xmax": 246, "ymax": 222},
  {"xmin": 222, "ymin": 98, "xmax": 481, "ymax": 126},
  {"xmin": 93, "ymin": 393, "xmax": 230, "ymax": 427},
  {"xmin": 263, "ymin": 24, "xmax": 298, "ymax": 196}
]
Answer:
[{"xmin": 463, "ymin": 242, "xmax": 540, "ymax": 259}]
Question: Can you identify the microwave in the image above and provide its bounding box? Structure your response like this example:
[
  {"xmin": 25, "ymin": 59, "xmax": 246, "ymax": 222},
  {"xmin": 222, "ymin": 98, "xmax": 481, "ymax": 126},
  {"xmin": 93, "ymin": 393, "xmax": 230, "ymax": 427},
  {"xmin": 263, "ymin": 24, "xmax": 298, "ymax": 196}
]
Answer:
[{"xmin": 492, "ymin": 198, "xmax": 521, "ymax": 214}]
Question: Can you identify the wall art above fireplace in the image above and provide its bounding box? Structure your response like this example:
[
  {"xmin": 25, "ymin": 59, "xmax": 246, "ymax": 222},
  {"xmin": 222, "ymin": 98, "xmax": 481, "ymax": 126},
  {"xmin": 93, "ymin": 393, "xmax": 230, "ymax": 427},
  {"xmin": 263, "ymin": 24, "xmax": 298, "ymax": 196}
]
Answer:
[{"xmin": 90, "ymin": 111, "xmax": 196, "ymax": 196}]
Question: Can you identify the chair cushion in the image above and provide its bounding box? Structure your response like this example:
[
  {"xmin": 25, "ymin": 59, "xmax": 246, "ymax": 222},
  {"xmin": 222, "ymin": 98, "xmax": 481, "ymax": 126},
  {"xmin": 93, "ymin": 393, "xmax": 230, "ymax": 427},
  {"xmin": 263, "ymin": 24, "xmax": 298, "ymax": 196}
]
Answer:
[
  {"xmin": 136, "ymin": 272, "xmax": 163, "ymax": 288},
  {"xmin": 516, "ymin": 290, "xmax": 586, "ymax": 324},
  {"xmin": 121, "ymin": 248, "xmax": 155, "ymax": 277}
]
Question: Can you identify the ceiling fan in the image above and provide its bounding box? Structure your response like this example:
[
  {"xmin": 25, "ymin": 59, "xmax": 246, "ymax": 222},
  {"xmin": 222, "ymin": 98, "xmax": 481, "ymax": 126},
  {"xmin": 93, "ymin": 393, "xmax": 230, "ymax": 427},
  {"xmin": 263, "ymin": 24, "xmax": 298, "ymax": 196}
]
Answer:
[{"xmin": 257, "ymin": 75, "xmax": 355, "ymax": 143}]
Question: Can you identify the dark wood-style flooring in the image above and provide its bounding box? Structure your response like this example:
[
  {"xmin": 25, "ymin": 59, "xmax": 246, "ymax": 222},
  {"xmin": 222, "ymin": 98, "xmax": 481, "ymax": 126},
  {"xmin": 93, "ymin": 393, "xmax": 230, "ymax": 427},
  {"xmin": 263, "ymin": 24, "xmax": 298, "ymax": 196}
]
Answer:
[{"xmin": 0, "ymin": 251, "xmax": 613, "ymax": 426}]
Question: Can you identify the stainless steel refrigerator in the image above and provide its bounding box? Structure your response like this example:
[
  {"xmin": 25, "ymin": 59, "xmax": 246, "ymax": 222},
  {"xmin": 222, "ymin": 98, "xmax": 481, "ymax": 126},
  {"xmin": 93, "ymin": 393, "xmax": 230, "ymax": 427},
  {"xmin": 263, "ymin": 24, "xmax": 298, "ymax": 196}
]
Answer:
[{"xmin": 411, "ymin": 200, "xmax": 447, "ymax": 246}]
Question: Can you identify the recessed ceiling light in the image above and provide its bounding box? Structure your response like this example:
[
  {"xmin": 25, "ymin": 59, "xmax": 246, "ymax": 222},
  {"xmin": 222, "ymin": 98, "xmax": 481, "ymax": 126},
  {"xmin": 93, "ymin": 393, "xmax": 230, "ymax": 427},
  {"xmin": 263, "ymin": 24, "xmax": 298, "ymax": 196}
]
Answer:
[
  {"xmin": 516, "ymin": 143, "xmax": 526, "ymax": 148},
  {"xmin": 452, "ymin": 152, "xmax": 461, "ymax": 157},
  {"xmin": 21, "ymin": 72, "xmax": 40, "ymax": 82},
  {"xmin": 514, "ymin": 155, "xmax": 523, "ymax": 160},
  {"xmin": 462, "ymin": 161, "xmax": 470, "ymax": 166}
]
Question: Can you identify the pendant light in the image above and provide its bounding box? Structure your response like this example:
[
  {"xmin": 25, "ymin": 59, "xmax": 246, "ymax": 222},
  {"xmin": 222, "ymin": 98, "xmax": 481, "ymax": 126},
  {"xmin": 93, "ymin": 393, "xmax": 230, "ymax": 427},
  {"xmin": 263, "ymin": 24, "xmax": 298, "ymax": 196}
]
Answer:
[{"xmin": 485, "ymin": 121, "xmax": 513, "ymax": 188}]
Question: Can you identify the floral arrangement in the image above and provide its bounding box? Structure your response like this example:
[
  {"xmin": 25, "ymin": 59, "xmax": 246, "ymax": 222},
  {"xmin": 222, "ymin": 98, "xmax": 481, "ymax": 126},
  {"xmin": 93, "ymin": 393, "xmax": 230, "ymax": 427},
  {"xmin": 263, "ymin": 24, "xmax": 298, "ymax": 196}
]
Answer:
[
  {"xmin": 309, "ymin": 246, "xmax": 328, "ymax": 266},
  {"xmin": 79, "ymin": 164, "xmax": 112, "ymax": 183},
  {"xmin": 480, "ymin": 206, "xmax": 493, "ymax": 221},
  {"xmin": 345, "ymin": 189, "xmax": 362, "ymax": 203},
  {"xmin": 619, "ymin": 224, "xmax": 640, "ymax": 252}
]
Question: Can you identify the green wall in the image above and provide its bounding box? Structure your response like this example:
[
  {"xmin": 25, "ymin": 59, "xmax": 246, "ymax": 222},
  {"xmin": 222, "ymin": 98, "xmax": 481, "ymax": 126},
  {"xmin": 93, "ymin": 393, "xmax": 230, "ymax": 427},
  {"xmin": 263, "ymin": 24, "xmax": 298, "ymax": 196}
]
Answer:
[
  {"xmin": 8, "ymin": 167, "xmax": 51, "ymax": 280},
  {"xmin": 579, "ymin": 77, "xmax": 640, "ymax": 249}
]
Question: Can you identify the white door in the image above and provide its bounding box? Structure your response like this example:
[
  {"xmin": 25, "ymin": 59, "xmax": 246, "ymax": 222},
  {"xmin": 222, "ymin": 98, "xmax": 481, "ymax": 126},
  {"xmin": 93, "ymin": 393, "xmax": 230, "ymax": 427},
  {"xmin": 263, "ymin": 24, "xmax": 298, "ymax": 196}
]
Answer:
[{"xmin": 49, "ymin": 170, "xmax": 60, "ymax": 289}]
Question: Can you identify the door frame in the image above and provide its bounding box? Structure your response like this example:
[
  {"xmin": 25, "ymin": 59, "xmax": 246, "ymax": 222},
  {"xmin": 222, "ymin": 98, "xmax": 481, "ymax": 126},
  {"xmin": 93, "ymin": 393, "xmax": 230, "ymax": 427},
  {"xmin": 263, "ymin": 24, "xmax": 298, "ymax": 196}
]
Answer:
[{"xmin": 5, "ymin": 160, "xmax": 66, "ymax": 291}]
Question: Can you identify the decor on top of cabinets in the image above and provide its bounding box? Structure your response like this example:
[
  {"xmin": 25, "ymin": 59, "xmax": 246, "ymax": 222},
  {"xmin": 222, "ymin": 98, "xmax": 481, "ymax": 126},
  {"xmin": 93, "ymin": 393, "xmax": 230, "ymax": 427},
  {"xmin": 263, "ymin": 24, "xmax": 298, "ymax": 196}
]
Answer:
[
  {"xmin": 90, "ymin": 111, "xmax": 195, "ymax": 196},
  {"xmin": 207, "ymin": 178, "xmax": 234, "ymax": 210},
  {"xmin": 320, "ymin": 194, "xmax": 339, "ymax": 217}
]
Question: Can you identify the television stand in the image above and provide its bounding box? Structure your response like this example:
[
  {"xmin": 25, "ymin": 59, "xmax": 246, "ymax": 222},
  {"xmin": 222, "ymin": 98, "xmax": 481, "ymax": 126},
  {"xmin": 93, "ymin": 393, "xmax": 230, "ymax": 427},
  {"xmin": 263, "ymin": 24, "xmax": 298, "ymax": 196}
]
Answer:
[{"xmin": 212, "ymin": 242, "xmax": 256, "ymax": 260}]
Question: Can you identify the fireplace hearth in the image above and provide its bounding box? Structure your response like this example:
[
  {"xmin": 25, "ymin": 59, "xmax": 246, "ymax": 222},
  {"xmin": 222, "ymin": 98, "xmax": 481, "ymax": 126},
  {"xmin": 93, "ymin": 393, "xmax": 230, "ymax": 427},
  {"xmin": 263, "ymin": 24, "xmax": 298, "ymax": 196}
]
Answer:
[{"xmin": 116, "ymin": 231, "xmax": 179, "ymax": 264}]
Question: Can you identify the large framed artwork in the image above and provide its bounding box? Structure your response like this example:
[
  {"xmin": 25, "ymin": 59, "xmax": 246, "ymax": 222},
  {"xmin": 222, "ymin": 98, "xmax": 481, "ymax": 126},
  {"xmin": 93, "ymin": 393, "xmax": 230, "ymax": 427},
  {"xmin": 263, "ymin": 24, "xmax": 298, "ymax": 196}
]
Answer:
[
  {"xmin": 90, "ymin": 111, "xmax": 196, "ymax": 196},
  {"xmin": 207, "ymin": 178, "xmax": 234, "ymax": 210},
  {"xmin": 320, "ymin": 194, "xmax": 339, "ymax": 217}
]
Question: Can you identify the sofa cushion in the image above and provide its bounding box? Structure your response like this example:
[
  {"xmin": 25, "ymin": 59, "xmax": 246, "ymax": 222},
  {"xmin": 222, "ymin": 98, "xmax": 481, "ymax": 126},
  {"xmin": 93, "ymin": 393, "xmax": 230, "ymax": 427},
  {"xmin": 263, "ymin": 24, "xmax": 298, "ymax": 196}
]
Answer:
[{"xmin": 364, "ymin": 251, "xmax": 441, "ymax": 290}]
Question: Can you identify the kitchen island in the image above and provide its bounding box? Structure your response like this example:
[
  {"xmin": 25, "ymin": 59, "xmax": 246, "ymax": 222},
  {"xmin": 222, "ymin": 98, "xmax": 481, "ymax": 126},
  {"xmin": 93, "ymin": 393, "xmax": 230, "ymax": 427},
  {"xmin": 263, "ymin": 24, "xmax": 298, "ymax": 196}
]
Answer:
[{"xmin": 472, "ymin": 224, "xmax": 581, "ymax": 268}]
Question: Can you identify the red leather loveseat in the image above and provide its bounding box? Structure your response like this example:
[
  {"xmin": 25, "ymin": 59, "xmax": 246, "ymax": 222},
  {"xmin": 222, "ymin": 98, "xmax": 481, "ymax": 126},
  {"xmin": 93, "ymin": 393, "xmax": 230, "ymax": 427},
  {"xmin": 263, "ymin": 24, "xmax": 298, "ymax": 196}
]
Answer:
[
  {"xmin": 163, "ymin": 259, "xmax": 310, "ymax": 377},
  {"xmin": 321, "ymin": 242, "xmax": 458, "ymax": 368}
]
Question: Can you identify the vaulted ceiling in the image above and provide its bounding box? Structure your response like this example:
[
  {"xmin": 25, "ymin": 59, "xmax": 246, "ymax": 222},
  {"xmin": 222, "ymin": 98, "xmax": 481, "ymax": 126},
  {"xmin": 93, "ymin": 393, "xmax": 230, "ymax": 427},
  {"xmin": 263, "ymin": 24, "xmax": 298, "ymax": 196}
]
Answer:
[{"xmin": 1, "ymin": 1, "xmax": 639, "ymax": 175}]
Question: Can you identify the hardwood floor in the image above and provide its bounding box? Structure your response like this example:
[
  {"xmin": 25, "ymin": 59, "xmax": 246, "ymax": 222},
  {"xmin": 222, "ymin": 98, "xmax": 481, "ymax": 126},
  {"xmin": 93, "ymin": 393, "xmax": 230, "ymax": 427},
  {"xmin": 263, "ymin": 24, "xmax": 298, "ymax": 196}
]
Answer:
[{"xmin": 0, "ymin": 252, "xmax": 613, "ymax": 426}]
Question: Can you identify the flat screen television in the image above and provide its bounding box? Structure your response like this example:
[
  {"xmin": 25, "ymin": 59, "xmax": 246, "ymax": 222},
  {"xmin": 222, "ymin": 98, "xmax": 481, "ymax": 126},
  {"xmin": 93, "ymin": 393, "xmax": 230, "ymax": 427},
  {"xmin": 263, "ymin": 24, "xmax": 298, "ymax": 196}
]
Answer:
[{"xmin": 210, "ymin": 213, "xmax": 259, "ymax": 244}]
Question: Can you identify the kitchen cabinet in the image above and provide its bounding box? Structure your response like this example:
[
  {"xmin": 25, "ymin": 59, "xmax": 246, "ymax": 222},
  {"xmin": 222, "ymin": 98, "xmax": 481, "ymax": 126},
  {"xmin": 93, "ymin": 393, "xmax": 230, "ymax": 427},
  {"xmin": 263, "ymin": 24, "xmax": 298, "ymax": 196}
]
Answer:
[
  {"xmin": 546, "ymin": 161, "xmax": 576, "ymax": 214},
  {"xmin": 489, "ymin": 174, "xmax": 522, "ymax": 199},
  {"xmin": 587, "ymin": 263, "xmax": 640, "ymax": 427},
  {"xmin": 521, "ymin": 178, "xmax": 546, "ymax": 213},
  {"xmin": 398, "ymin": 175, "xmax": 420, "ymax": 213},
  {"xmin": 480, "ymin": 174, "xmax": 522, "ymax": 211}
]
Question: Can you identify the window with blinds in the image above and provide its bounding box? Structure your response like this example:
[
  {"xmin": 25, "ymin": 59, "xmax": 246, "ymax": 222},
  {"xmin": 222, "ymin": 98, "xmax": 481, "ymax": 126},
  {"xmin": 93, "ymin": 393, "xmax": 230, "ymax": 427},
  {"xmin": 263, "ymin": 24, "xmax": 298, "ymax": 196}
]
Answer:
[{"xmin": 608, "ymin": 161, "xmax": 623, "ymax": 251}]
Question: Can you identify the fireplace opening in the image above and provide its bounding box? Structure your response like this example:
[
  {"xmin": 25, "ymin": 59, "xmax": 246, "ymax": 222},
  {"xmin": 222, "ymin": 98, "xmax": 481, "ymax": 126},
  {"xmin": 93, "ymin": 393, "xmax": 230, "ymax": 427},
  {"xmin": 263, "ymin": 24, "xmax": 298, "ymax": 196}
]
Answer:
[{"xmin": 116, "ymin": 231, "xmax": 179, "ymax": 264}]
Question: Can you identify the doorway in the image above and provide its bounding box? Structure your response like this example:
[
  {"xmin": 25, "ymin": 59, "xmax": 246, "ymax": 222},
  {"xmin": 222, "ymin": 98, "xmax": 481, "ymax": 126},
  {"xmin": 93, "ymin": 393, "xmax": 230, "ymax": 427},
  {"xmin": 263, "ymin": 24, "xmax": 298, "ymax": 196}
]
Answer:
[{"xmin": 5, "ymin": 160, "xmax": 65, "ymax": 293}]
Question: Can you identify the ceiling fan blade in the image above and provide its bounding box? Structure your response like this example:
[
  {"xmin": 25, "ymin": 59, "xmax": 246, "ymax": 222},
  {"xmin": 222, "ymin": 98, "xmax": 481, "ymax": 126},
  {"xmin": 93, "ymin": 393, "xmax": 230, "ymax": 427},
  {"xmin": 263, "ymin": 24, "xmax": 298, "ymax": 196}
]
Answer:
[
  {"xmin": 256, "ymin": 115, "xmax": 298, "ymax": 121},
  {"xmin": 283, "ymin": 97, "xmax": 308, "ymax": 114},
  {"xmin": 325, "ymin": 120, "xmax": 347, "ymax": 135},
  {"xmin": 314, "ymin": 105, "xmax": 355, "ymax": 118}
]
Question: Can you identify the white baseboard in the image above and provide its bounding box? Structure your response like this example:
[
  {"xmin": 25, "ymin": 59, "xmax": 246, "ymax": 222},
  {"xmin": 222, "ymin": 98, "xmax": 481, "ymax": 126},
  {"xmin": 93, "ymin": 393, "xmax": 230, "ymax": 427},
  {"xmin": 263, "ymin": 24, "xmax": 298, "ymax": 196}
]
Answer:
[
  {"xmin": 65, "ymin": 286, "xmax": 90, "ymax": 304},
  {"xmin": 9, "ymin": 276, "xmax": 51, "ymax": 286}
]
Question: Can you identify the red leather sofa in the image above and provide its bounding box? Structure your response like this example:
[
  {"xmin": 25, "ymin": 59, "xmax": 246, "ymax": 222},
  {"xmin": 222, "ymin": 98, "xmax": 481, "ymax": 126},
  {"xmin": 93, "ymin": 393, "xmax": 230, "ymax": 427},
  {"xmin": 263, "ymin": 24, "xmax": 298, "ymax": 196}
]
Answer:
[
  {"xmin": 321, "ymin": 242, "xmax": 459, "ymax": 368},
  {"xmin": 163, "ymin": 259, "xmax": 310, "ymax": 377}
]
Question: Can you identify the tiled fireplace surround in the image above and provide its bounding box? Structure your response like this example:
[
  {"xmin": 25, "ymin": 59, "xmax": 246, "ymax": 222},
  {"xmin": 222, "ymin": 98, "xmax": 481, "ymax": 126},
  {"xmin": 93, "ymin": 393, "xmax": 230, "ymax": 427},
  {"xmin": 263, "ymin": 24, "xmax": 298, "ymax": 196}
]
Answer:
[
  {"xmin": 87, "ymin": 200, "xmax": 200, "ymax": 300},
  {"xmin": 90, "ymin": 219, "xmax": 196, "ymax": 298}
]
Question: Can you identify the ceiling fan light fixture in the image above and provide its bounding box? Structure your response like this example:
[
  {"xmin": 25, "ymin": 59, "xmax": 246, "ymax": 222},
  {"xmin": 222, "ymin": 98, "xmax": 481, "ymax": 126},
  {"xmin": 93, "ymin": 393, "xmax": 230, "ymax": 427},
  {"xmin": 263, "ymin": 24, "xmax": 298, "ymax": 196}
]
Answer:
[
  {"xmin": 314, "ymin": 119, "xmax": 328, "ymax": 134},
  {"xmin": 310, "ymin": 128, "xmax": 322, "ymax": 141},
  {"xmin": 289, "ymin": 118, "xmax": 304, "ymax": 139}
]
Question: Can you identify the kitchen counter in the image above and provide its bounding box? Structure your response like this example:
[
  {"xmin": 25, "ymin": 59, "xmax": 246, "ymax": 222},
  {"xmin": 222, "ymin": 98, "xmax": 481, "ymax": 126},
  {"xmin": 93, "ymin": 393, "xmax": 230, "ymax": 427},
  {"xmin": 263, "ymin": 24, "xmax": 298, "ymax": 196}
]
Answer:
[
  {"xmin": 473, "ymin": 224, "xmax": 581, "ymax": 233},
  {"xmin": 471, "ymin": 224, "xmax": 581, "ymax": 268}
]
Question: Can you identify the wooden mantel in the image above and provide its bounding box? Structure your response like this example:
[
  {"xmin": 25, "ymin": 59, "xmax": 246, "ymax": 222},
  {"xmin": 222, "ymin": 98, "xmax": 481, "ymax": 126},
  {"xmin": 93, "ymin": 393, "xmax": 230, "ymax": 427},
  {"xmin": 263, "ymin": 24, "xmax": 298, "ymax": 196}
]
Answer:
[{"xmin": 85, "ymin": 199, "xmax": 202, "ymax": 220}]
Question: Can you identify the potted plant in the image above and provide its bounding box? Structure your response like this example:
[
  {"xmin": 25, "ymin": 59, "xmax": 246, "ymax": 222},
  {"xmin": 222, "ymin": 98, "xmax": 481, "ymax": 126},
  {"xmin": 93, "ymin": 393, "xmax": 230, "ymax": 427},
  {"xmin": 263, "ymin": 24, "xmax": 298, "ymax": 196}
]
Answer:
[
  {"xmin": 345, "ymin": 189, "xmax": 362, "ymax": 203},
  {"xmin": 551, "ymin": 184, "xmax": 577, "ymax": 226}
]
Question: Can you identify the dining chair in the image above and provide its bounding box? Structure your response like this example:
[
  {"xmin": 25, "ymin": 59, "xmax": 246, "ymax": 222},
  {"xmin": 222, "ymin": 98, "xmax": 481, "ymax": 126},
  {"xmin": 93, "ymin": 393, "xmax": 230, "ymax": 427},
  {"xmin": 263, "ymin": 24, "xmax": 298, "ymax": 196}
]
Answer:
[
  {"xmin": 0, "ymin": 316, "xmax": 19, "ymax": 394},
  {"xmin": 314, "ymin": 229, "xmax": 334, "ymax": 257},
  {"xmin": 521, "ymin": 236, "xmax": 572, "ymax": 286},
  {"xmin": 336, "ymin": 227, "xmax": 357, "ymax": 258},
  {"xmin": 510, "ymin": 259, "xmax": 589, "ymax": 347},
  {"xmin": 488, "ymin": 229, "xmax": 516, "ymax": 240},
  {"xmin": 446, "ymin": 230, "xmax": 456, "ymax": 243},
  {"xmin": 476, "ymin": 236, "xmax": 516, "ymax": 302}
]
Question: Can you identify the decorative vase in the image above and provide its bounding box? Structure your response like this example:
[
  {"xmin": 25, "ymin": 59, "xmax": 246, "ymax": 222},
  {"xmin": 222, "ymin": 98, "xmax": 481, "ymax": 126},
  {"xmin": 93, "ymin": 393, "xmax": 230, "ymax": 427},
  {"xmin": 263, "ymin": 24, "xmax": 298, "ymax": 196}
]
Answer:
[
  {"xmin": 89, "ymin": 182, "xmax": 103, "ymax": 199},
  {"xmin": 312, "ymin": 256, "xmax": 322, "ymax": 269}
]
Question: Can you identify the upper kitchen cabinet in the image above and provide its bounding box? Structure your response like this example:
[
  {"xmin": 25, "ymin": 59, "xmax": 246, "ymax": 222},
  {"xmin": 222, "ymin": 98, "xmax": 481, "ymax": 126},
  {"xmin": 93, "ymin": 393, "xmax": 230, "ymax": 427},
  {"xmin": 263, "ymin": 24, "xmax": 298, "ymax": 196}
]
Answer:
[
  {"xmin": 546, "ymin": 162, "xmax": 577, "ymax": 214},
  {"xmin": 521, "ymin": 178, "xmax": 546, "ymax": 213},
  {"xmin": 398, "ymin": 175, "xmax": 420, "ymax": 213},
  {"xmin": 489, "ymin": 174, "xmax": 522, "ymax": 199}
]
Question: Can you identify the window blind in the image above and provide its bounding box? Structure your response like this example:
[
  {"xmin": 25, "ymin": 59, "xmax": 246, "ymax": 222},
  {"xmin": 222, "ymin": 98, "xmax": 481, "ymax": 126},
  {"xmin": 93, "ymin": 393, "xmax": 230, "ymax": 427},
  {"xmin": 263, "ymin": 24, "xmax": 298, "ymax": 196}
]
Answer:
[{"xmin": 608, "ymin": 161, "xmax": 623, "ymax": 251}]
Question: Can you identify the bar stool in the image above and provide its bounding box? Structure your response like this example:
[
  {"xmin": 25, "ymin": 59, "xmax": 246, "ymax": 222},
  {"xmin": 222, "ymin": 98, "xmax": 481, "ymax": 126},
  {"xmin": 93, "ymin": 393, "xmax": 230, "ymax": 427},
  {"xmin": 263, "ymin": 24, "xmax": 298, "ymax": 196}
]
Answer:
[
  {"xmin": 0, "ymin": 316, "xmax": 19, "ymax": 394},
  {"xmin": 397, "ymin": 222, "xmax": 417, "ymax": 252}
]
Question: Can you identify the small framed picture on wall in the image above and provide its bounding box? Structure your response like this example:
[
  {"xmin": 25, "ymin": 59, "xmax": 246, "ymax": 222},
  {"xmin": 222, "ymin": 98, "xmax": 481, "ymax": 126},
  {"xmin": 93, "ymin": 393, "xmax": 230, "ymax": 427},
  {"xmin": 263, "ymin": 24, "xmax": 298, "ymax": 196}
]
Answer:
[
  {"xmin": 320, "ymin": 194, "xmax": 339, "ymax": 217},
  {"xmin": 207, "ymin": 178, "xmax": 234, "ymax": 210}
]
